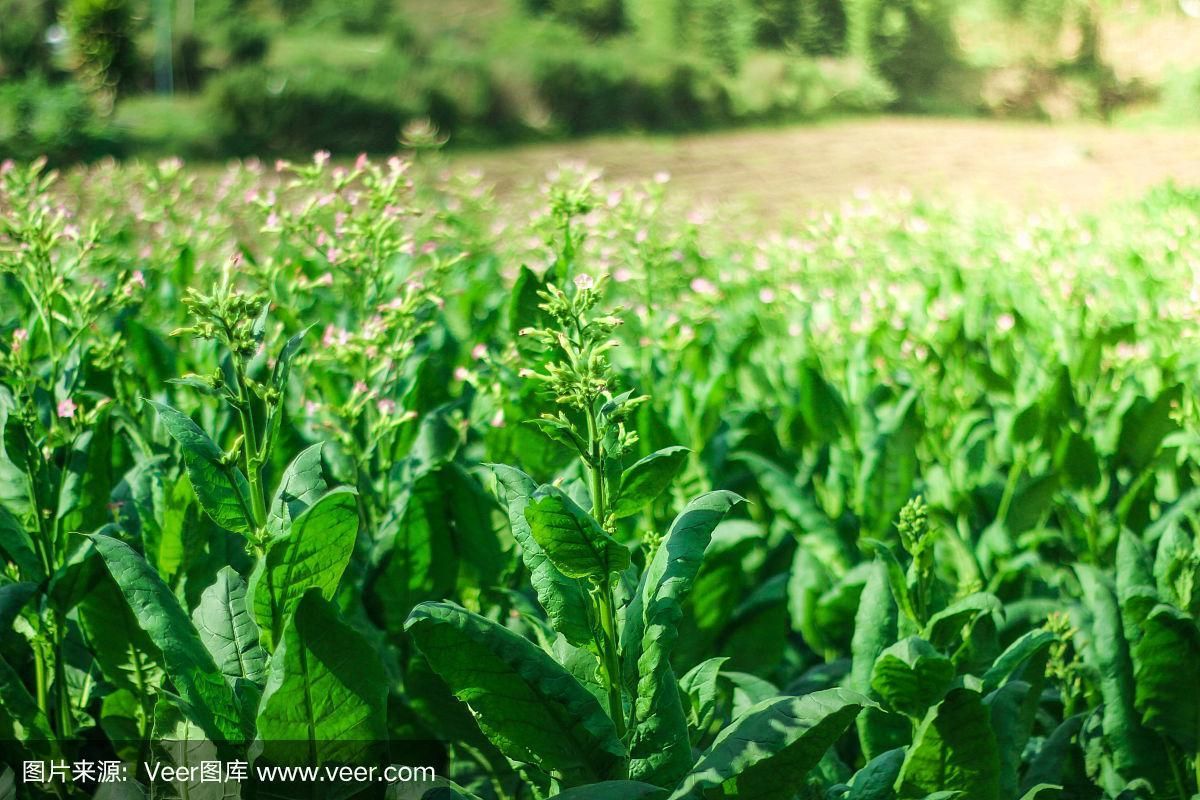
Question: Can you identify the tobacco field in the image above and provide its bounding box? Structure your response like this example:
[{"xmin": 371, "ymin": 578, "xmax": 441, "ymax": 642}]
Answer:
[{"xmin": 2, "ymin": 154, "xmax": 1200, "ymax": 800}]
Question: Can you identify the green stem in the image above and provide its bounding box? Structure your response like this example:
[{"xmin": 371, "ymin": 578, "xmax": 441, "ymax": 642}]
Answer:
[
  {"xmin": 53, "ymin": 623, "xmax": 71, "ymax": 738},
  {"xmin": 34, "ymin": 642, "xmax": 47, "ymax": 718},
  {"xmin": 595, "ymin": 588, "xmax": 626, "ymax": 739},
  {"xmin": 231, "ymin": 357, "xmax": 268, "ymax": 529},
  {"xmin": 583, "ymin": 404, "xmax": 625, "ymax": 737},
  {"xmin": 995, "ymin": 452, "xmax": 1024, "ymax": 527}
]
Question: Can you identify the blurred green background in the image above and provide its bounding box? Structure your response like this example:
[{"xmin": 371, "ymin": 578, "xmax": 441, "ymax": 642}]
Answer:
[{"xmin": 1, "ymin": 0, "xmax": 1198, "ymax": 164}]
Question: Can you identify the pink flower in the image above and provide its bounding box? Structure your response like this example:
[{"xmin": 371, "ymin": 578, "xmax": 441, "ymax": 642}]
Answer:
[
  {"xmin": 57, "ymin": 398, "xmax": 77, "ymax": 419},
  {"xmin": 355, "ymin": 153, "xmax": 369, "ymax": 171},
  {"xmin": 489, "ymin": 409, "xmax": 506, "ymax": 428},
  {"xmin": 314, "ymin": 150, "xmax": 331, "ymax": 167},
  {"xmin": 315, "ymin": 272, "xmax": 334, "ymax": 287},
  {"xmin": 376, "ymin": 398, "xmax": 397, "ymax": 415},
  {"xmin": 274, "ymin": 159, "xmax": 289, "ymax": 173},
  {"xmin": 12, "ymin": 328, "xmax": 28, "ymax": 353},
  {"xmin": 131, "ymin": 270, "xmax": 146, "ymax": 288},
  {"xmin": 613, "ymin": 267, "xmax": 633, "ymax": 283},
  {"xmin": 997, "ymin": 313, "xmax": 1016, "ymax": 333},
  {"xmin": 305, "ymin": 401, "xmax": 321, "ymax": 416},
  {"xmin": 454, "ymin": 366, "xmax": 470, "ymax": 382},
  {"xmin": 471, "ymin": 343, "xmax": 487, "ymax": 360},
  {"xmin": 758, "ymin": 288, "xmax": 776, "ymax": 304},
  {"xmin": 654, "ymin": 171, "xmax": 670, "ymax": 184},
  {"xmin": 690, "ymin": 277, "xmax": 717, "ymax": 296},
  {"xmin": 354, "ymin": 381, "xmax": 369, "ymax": 395},
  {"xmin": 574, "ymin": 273, "xmax": 594, "ymax": 291}
]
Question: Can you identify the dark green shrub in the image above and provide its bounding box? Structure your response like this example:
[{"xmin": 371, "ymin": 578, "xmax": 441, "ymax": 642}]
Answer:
[
  {"xmin": 0, "ymin": 76, "xmax": 123, "ymax": 162},
  {"xmin": 207, "ymin": 65, "xmax": 417, "ymax": 154},
  {"xmin": 0, "ymin": 0, "xmax": 51, "ymax": 78},
  {"xmin": 533, "ymin": 44, "xmax": 730, "ymax": 134},
  {"xmin": 524, "ymin": 0, "xmax": 627, "ymax": 37},
  {"xmin": 224, "ymin": 18, "xmax": 270, "ymax": 65},
  {"xmin": 64, "ymin": 0, "xmax": 140, "ymax": 102}
]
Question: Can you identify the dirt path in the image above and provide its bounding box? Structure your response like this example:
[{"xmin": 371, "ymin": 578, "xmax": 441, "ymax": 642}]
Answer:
[{"xmin": 455, "ymin": 117, "xmax": 1200, "ymax": 217}]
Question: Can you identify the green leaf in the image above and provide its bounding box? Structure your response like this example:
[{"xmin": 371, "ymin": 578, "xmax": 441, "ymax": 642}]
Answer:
[
  {"xmin": 366, "ymin": 471, "xmax": 458, "ymax": 635},
  {"xmin": 626, "ymin": 490, "xmax": 744, "ymax": 786},
  {"xmin": 1076, "ymin": 564, "xmax": 1163, "ymax": 780},
  {"xmin": 192, "ymin": 566, "xmax": 268, "ymax": 685},
  {"xmin": 255, "ymin": 590, "xmax": 387, "ymax": 766},
  {"xmin": 667, "ymin": 688, "xmax": 872, "ymax": 800},
  {"xmin": 896, "ymin": 688, "xmax": 1000, "ymax": 800},
  {"xmin": 88, "ymin": 533, "xmax": 246, "ymax": 743},
  {"xmin": 0, "ymin": 653, "xmax": 54, "ymax": 743},
  {"xmin": 248, "ymin": 486, "xmax": 358, "ymax": 650},
  {"xmin": 145, "ymin": 399, "xmax": 253, "ymax": 534},
  {"xmin": 266, "ymin": 443, "xmax": 327, "ymax": 538},
  {"xmin": 524, "ymin": 484, "xmax": 629, "ymax": 580},
  {"xmin": 982, "ymin": 629, "xmax": 1055, "ymax": 693},
  {"xmin": 985, "ymin": 681, "xmax": 1038, "ymax": 800},
  {"xmin": 0, "ymin": 582, "xmax": 35, "ymax": 634},
  {"xmin": 679, "ymin": 657, "xmax": 728, "ymax": 738},
  {"xmin": 847, "ymin": 748, "xmax": 905, "ymax": 800},
  {"xmin": 405, "ymin": 601, "xmax": 626, "ymax": 786},
  {"xmin": 1131, "ymin": 603, "xmax": 1200, "ymax": 752},
  {"xmin": 850, "ymin": 560, "xmax": 907, "ymax": 760},
  {"xmin": 924, "ymin": 593, "xmax": 1002, "ymax": 650},
  {"xmin": 78, "ymin": 571, "xmax": 165, "ymax": 697},
  {"xmin": 870, "ymin": 637, "xmax": 953, "ymax": 719},
  {"xmin": 490, "ymin": 464, "xmax": 592, "ymax": 647},
  {"xmin": 611, "ymin": 446, "xmax": 690, "ymax": 519},
  {"xmin": 0, "ymin": 504, "xmax": 41, "ymax": 580}
]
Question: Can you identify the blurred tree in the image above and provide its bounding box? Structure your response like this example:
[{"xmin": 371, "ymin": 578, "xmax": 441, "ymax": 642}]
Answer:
[
  {"xmin": 845, "ymin": 0, "xmax": 958, "ymax": 106},
  {"xmin": 64, "ymin": 0, "xmax": 139, "ymax": 110}
]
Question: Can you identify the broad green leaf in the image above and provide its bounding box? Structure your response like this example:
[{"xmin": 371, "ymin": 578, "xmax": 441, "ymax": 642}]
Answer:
[
  {"xmin": 799, "ymin": 359, "xmax": 849, "ymax": 443},
  {"xmin": 192, "ymin": 566, "xmax": 268, "ymax": 685},
  {"xmin": 847, "ymin": 748, "xmax": 905, "ymax": 800},
  {"xmin": 870, "ymin": 637, "xmax": 953, "ymax": 719},
  {"xmin": 145, "ymin": 399, "xmax": 253, "ymax": 534},
  {"xmin": 88, "ymin": 533, "xmax": 246, "ymax": 743},
  {"xmin": 1116, "ymin": 531, "xmax": 1157, "ymax": 638},
  {"xmin": 667, "ymin": 688, "xmax": 872, "ymax": 800},
  {"xmin": 1131, "ymin": 603, "xmax": 1200, "ymax": 752},
  {"xmin": 0, "ymin": 653, "xmax": 54, "ymax": 743},
  {"xmin": 367, "ymin": 471, "xmax": 457, "ymax": 634},
  {"xmin": 896, "ymin": 688, "xmax": 1000, "ymax": 800},
  {"xmin": 405, "ymin": 601, "xmax": 626, "ymax": 786},
  {"xmin": 985, "ymin": 681, "xmax": 1038, "ymax": 800},
  {"xmin": 982, "ymin": 629, "xmax": 1055, "ymax": 693},
  {"xmin": 255, "ymin": 590, "xmax": 387, "ymax": 766},
  {"xmin": 856, "ymin": 388, "xmax": 922, "ymax": 536},
  {"xmin": 924, "ymin": 593, "xmax": 1002, "ymax": 650},
  {"xmin": 850, "ymin": 560, "xmax": 907, "ymax": 760},
  {"xmin": 524, "ymin": 484, "xmax": 629, "ymax": 580},
  {"xmin": 1076, "ymin": 565, "xmax": 1163, "ymax": 781},
  {"xmin": 248, "ymin": 486, "xmax": 358, "ymax": 650},
  {"xmin": 611, "ymin": 446, "xmax": 690, "ymax": 519},
  {"xmin": 626, "ymin": 490, "xmax": 743, "ymax": 786},
  {"xmin": 266, "ymin": 443, "xmax": 327, "ymax": 538},
  {"xmin": 489, "ymin": 464, "xmax": 592, "ymax": 646},
  {"xmin": 0, "ymin": 582, "xmax": 35, "ymax": 634},
  {"xmin": 78, "ymin": 571, "xmax": 165, "ymax": 697},
  {"xmin": 680, "ymin": 657, "xmax": 728, "ymax": 739},
  {"xmin": 0, "ymin": 503, "xmax": 40, "ymax": 580}
]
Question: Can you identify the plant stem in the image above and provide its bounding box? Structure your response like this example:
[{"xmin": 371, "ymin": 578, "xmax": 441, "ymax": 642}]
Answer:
[
  {"xmin": 53, "ymin": 623, "xmax": 71, "ymax": 738},
  {"xmin": 231, "ymin": 356, "xmax": 268, "ymax": 529},
  {"xmin": 583, "ymin": 403, "xmax": 625, "ymax": 737}
]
